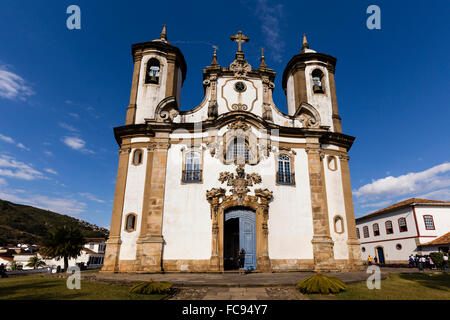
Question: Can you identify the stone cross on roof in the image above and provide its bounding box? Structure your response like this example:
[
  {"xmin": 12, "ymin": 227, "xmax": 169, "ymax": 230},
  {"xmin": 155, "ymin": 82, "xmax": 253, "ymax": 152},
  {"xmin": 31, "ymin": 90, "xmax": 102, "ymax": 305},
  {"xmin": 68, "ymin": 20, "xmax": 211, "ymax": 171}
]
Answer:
[{"xmin": 230, "ymin": 30, "xmax": 249, "ymax": 53}]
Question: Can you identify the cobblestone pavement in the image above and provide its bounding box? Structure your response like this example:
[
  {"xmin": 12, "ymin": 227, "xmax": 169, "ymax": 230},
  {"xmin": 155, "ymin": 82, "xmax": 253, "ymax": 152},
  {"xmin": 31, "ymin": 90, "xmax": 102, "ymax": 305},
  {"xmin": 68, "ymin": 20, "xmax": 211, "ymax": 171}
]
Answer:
[
  {"xmin": 87, "ymin": 268, "xmax": 423, "ymax": 287},
  {"xmin": 168, "ymin": 286, "xmax": 309, "ymax": 300}
]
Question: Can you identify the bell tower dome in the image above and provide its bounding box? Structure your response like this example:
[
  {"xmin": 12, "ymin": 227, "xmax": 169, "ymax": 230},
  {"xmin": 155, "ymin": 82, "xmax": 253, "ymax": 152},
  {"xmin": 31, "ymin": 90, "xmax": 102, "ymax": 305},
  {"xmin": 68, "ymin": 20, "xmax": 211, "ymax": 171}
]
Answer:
[
  {"xmin": 125, "ymin": 25, "xmax": 187, "ymax": 125},
  {"xmin": 282, "ymin": 34, "xmax": 342, "ymax": 132}
]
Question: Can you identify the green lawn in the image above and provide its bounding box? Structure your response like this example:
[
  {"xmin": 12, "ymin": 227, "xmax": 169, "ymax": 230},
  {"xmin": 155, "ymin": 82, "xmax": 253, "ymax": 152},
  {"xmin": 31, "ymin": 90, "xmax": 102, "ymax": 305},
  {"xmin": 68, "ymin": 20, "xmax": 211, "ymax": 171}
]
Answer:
[
  {"xmin": 309, "ymin": 272, "xmax": 450, "ymax": 300},
  {"xmin": 0, "ymin": 274, "xmax": 167, "ymax": 300}
]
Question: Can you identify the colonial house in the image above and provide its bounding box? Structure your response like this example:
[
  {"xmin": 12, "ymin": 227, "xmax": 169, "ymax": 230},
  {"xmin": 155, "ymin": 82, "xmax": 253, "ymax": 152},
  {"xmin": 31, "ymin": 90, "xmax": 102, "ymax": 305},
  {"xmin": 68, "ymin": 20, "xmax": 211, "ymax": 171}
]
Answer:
[
  {"xmin": 12, "ymin": 238, "xmax": 106, "ymax": 270},
  {"xmin": 356, "ymin": 198, "xmax": 450, "ymax": 264},
  {"xmin": 102, "ymin": 27, "xmax": 363, "ymax": 273}
]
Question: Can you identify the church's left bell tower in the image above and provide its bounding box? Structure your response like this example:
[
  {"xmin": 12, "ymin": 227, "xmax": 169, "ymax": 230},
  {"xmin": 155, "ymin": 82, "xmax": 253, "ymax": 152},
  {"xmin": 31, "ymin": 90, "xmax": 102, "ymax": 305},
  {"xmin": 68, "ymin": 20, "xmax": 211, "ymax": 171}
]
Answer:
[
  {"xmin": 125, "ymin": 25, "xmax": 187, "ymax": 125},
  {"xmin": 102, "ymin": 26, "xmax": 187, "ymax": 273}
]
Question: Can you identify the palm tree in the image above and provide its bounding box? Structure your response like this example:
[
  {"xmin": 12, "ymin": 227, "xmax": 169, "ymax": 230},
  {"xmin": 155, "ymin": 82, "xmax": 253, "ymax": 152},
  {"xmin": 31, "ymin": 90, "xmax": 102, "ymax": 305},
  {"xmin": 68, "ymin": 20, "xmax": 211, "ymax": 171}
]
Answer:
[
  {"xmin": 9, "ymin": 261, "xmax": 23, "ymax": 271},
  {"xmin": 40, "ymin": 225, "xmax": 86, "ymax": 272},
  {"xmin": 26, "ymin": 256, "xmax": 46, "ymax": 269}
]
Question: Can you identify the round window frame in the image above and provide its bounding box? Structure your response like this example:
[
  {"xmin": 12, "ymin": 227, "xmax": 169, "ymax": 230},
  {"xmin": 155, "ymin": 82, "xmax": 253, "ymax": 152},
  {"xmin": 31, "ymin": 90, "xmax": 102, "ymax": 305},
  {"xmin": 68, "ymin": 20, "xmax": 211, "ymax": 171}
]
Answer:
[{"xmin": 234, "ymin": 81, "xmax": 247, "ymax": 93}]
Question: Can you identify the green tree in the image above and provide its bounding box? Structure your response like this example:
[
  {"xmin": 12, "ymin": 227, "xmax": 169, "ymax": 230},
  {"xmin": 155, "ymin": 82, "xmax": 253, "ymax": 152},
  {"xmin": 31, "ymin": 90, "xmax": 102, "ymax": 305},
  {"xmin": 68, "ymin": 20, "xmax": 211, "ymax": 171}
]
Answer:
[
  {"xmin": 9, "ymin": 261, "xmax": 23, "ymax": 271},
  {"xmin": 26, "ymin": 256, "xmax": 46, "ymax": 269},
  {"xmin": 40, "ymin": 225, "xmax": 86, "ymax": 271}
]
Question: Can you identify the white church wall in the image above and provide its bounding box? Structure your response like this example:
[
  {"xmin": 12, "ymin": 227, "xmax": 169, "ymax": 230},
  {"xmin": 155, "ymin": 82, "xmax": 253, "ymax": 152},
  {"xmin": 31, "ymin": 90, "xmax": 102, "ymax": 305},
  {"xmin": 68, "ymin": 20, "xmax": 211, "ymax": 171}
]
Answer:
[
  {"xmin": 162, "ymin": 143, "xmax": 212, "ymax": 260},
  {"xmin": 135, "ymin": 52, "xmax": 168, "ymax": 124},
  {"xmin": 119, "ymin": 148, "xmax": 146, "ymax": 260},
  {"xmin": 216, "ymin": 78, "xmax": 263, "ymax": 117},
  {"xmin": 323, "ymin": 156, "xmax": 349, "ymax": 260},
  {"xmin": 266, "ymin": 148, "xmax": 315, "ymax": 260},
  {"xmin": 286, "ymin": 74, "xmax": 296, "ymax": 116}
]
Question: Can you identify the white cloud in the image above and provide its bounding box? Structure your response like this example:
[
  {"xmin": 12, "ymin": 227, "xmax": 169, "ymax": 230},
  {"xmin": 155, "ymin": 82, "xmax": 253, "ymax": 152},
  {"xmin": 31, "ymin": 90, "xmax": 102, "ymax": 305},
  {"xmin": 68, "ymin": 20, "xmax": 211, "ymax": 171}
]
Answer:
[
  {"xmin": 68, "ymin": 113, "xmax": 79, "ymax": 119},
  {"xmin": 44, "ymin": 151, "xmax": 53, "ymax": 157},
  {"xmin": 0, "ymin": 178, "xmax": 7, "ymax": 186},
  {"xmin": 58, "ymin": 122, "xmax": 78, "ymax": 132},
  {"xmin": 0, "ymin": 190, "xmax": 86, "ymax": 216},
  {"xmin": 61, "ymin": 136, "xmax": 85, "ymax": 150},
  {"xmin": 353, "ymin": 162, "xmax": 450, "ymax": 201},
  {"xmin": 0, "ymin": 133, "xmax": 30, "ymax": 151},
  {"xmin": 360, "ymin": 200, "xmax": 392, "ymax": 209},
  {"xmin": 253, "ymin": 0, "xmax": 285, "ymax": 63},
  {"xmin": 44, "ymin": 168, "xmax": 58, "ymax": 175},
  {"xmin": 0, "ymin": 155, "xmax": 43, "ymax": 180},
  {"xmin": 61, "ymin": 136, "xmax": 94, "ymax": 154},
  {"xmin": 0, "ymin": 66, "xmax": 34, "ymax": 100},
  {"xmin": 79, "ymin": 192, "xmax": 105, "ymax": 204}
]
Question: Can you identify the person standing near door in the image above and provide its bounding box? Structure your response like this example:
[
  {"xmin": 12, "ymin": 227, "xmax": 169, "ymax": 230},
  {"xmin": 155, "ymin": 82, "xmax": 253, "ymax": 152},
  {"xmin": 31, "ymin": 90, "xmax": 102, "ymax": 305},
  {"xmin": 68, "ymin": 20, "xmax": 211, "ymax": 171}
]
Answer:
[{"xmin": 238, "ymin": 248, "xmax": 246, "ymax": 275}]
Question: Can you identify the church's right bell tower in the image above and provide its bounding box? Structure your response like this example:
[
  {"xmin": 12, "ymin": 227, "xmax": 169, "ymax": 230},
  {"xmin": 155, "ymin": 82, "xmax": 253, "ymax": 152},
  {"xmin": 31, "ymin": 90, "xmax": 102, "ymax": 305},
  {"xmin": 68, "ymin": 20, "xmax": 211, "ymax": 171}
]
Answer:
[{"xmin": 282, "ymin": 34, "xmax": 342, "ymax": 132}]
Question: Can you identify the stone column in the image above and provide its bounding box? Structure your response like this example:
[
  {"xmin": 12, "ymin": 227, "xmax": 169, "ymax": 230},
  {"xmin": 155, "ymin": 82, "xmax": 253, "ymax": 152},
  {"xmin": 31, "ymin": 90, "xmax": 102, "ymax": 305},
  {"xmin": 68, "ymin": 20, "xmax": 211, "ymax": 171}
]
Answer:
[
  {"xmin": 165, "ymin": 53, "xmax": 178, "ymax": 98},
  {"xmin": 136, "ymin": 139, "xmax": 170, "ymax": 272},
  {"xmin": 339, "ymin": 154, "xmax": 363, "ymax": 269},
  {"xmin": 125, "ymin": 52, "xmax": 142, "ymax": 125},
  {"xmin": 305, "ymin": 141, "xmax": 335, "ymax": 271},
  {"xmin": 102, "ymin": 147, "xmax": 130, "ymax": 272},
  {"xmin": 256, "ymin": 203, "xmax": 271, "ymax": 272},
  {"xmin": 327, "ymin": 65, "xmax": 343, "ymax": 133},
  {"xmin": 206, "ymin": 188, "xmax": 225, "ymax": 271}
]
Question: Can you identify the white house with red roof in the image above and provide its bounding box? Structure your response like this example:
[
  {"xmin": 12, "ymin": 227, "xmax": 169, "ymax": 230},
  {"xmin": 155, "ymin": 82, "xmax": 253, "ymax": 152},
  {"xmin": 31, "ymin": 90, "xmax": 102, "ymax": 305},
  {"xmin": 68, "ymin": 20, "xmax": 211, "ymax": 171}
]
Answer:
[{"xmin": 355, "ymin": 198, "xmax": 450, "ymax": 264}]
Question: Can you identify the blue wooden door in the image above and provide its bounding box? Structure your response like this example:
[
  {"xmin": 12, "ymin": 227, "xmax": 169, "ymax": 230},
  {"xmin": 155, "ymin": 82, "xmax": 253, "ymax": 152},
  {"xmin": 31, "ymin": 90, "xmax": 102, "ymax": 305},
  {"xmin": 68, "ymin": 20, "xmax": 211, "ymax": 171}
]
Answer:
[
  {"xmin": 225, "ymin": 208, "xmax": 256, "ymax": 270},
  {"xmin": 376, "ymin": 247, "xmax": 385, "ymax": 264}
]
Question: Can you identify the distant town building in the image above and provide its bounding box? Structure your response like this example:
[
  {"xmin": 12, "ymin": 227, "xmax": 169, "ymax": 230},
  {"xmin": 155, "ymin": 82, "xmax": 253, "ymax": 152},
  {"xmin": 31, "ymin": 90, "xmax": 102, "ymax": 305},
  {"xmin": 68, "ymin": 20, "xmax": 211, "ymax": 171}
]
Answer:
[
  {"xmin": 7, "ymin": 237, "xmax": 106, "ymax": 271},
  {"xmin": 356, "ymin": 198, "xmax": 450, "ymax": 264}
]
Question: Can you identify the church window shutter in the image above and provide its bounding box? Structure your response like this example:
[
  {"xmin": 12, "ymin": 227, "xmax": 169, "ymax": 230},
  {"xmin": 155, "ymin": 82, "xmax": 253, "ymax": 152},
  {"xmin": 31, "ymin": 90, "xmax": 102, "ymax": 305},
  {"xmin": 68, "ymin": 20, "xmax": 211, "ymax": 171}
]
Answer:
[
  {"xmin": 226, "ymin": 137, "xmax": 250, "ymax": 164},
  {"xmin": 423, "ymin": 215, "xmax": 435, "ymax": 230},
  {"xmin": 277, "ymin": 154, "xmax": 294, "ymax": 185},
  {"xmin": 182, "ymin": 151, "xmax": 202, "ymax": 183}
]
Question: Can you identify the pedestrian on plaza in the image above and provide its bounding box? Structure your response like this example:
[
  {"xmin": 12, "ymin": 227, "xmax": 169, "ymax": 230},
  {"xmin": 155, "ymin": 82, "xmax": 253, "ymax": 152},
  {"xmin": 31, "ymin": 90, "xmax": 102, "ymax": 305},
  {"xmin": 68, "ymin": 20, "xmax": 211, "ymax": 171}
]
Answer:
[
  {"xmin": 429, "ymin": 256, "xmax": 434, "ymax": 270},
  {"xmin": 408, "ymin": 255, "xmax": 415, "ymax": 268},
  {"xmin": 374, "ymin": 256, "xmax": 378, "ymax": 265},
  {"xmin": 238, "ymin": 248, "xmax": 246, "ymax": 275},
  {"xmin": 368, "ymin": 255, "xmax": 372, "ymax": 266},
  {"xmin": 418, "ymin": 256, "xmax": 425, "ymax": 272}
]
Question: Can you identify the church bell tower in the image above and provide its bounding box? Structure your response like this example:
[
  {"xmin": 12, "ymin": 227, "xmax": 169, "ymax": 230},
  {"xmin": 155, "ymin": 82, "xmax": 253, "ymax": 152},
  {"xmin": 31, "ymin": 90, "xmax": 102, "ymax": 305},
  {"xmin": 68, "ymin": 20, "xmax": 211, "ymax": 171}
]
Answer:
[
  {"xmin": 282, "ymin": 34, "xmax": 342, "ymax": 132},
  {"xmin": 125, "ymin": 25, "xmax": 187, "ymax": 125}
]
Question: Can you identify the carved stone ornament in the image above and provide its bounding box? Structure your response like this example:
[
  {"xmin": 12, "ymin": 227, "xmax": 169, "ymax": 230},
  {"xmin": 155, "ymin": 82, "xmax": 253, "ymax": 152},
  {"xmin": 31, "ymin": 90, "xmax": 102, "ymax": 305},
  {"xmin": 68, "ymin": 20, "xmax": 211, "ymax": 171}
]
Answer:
[
  {"xmin": 206, "ymin": 140, "xmax": 221, "ymax": 157},
  {"xmin": 207, "ymin": 100, "xmax": 218, "ymax": 119},
  {"xmin": 227, "ymin": 118, "xmax": 250, "ymax": 131},
  {"xmin": 155, "ymin": 96, "xmax": 179, "ymax": 123},
  {"xmin": 231, "ymin": 103, "xmax": 248, "ymax": 111},
  {"xmin": 262, "ymin": 102, "xmax": 273, "ymax": 122},
  {"xmin": 229, "ymin": 59, "xmax": 252, "ymax": 78},
  {"xmin": 299, "ymin": 113, "xmax": 319, "ymax": 128},
  {"xmin": 206, "ymin": 165, "xmax": 272, "ymax": 207}
]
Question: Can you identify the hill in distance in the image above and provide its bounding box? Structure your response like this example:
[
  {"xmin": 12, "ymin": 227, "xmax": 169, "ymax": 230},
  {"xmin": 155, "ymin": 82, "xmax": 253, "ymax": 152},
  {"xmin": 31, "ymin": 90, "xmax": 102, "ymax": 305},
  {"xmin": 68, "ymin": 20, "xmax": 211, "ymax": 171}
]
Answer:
[{"xmin": 0, "ymin": 199, "xmax": 109, "ymax": 246}]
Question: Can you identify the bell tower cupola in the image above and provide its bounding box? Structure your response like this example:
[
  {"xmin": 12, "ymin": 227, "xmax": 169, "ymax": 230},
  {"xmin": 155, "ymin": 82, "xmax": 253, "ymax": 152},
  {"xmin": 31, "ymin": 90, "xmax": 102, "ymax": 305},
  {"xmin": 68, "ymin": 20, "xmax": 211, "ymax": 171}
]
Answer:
[
  {"xmin": 125, "ymin": 25, "xmax": 187, "ymax": 125},
  {"xmin": 282, "ymin": 34, "xmax": 342, "ymax": 132}
]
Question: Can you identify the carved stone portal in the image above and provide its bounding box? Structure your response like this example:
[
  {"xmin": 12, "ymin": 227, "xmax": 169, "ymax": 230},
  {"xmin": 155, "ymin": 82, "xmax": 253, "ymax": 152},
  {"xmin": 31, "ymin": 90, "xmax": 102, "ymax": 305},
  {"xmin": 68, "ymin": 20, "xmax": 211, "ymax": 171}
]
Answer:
[{"xmin": 206, "ymin": 165, "xmax": 273, "ymax": 271}]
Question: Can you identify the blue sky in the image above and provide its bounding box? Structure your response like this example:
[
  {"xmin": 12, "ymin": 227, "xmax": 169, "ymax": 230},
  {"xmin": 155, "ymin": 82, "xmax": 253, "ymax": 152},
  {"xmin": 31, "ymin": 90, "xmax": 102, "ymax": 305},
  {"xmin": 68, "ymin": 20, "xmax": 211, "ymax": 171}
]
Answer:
[{"xmin": 0, "ymin": 0, "xmax": 449, "ymax": 228}]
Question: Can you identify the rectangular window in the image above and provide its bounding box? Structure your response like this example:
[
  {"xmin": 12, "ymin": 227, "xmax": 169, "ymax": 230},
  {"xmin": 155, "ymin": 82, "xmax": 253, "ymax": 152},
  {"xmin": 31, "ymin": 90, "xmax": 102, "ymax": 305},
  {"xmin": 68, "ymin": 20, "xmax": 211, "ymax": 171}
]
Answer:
[
  {"xmin": 373, "ymin": 224, "xmax": 380, "ymax": 236},
  {"xmin": 423, "ymin": 215, "xmax": 435, "ymax": 230},
  {"xmin": 385, "ymin": 221, "xmax": 393, "ymax": 234},
  {"xmin": 356, "ymin": 228, "xmax": 360, "ymax": 239},
  {"xmin": 363, "ymin": 226, "xmax": 369, "ymax": 238},
  {"xmin": 399, "ymin": 218, "xmax": 408, "ymax": 232}
]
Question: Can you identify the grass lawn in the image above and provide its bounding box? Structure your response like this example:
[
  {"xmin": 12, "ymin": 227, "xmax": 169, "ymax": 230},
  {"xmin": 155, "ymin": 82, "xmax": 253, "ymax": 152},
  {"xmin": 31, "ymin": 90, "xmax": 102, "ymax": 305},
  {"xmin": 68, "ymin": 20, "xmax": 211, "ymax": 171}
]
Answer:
[
  {"xmin": 308, "ymin": 272, "xmax": 450, "ymax": 300},
  {"xmin": 0, "ymin": 274, "xmax": 167, "ymax": 300}
]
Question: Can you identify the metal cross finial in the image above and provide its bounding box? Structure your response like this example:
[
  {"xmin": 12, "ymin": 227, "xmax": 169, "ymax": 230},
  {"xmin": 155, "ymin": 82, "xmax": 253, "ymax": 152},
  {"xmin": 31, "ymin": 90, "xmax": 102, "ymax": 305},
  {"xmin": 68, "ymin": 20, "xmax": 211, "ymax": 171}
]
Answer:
[{"xmin": 230, "ymin": 30, "xmax": 250, "ymax": 52}]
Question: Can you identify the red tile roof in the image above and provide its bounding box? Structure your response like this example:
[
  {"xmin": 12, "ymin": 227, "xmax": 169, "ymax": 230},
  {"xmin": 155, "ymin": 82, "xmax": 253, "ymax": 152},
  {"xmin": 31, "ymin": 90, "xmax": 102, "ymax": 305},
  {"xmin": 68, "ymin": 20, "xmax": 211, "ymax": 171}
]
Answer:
[
  {"xmin": 356, "ymin": 198, "xmax": 450, "ymax": 222},
  {"xmin": 82, "ymin": 248, "xmax": 97, "ymax": 254},
  {"xmin": 0, "ymin": 256, "xmax": 14, "ymax": 262},
  {"xmin": 421, "ymin": 232, "xmax": 450, "ymax": 246}
]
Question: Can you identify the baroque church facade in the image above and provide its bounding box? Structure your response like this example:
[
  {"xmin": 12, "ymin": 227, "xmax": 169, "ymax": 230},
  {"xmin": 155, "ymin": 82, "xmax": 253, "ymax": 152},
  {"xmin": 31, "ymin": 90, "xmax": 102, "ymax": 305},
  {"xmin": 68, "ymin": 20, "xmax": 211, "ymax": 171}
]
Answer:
[{"xmin": 102, "ymin": 26, "xmax": 362, "ymax": 273}]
